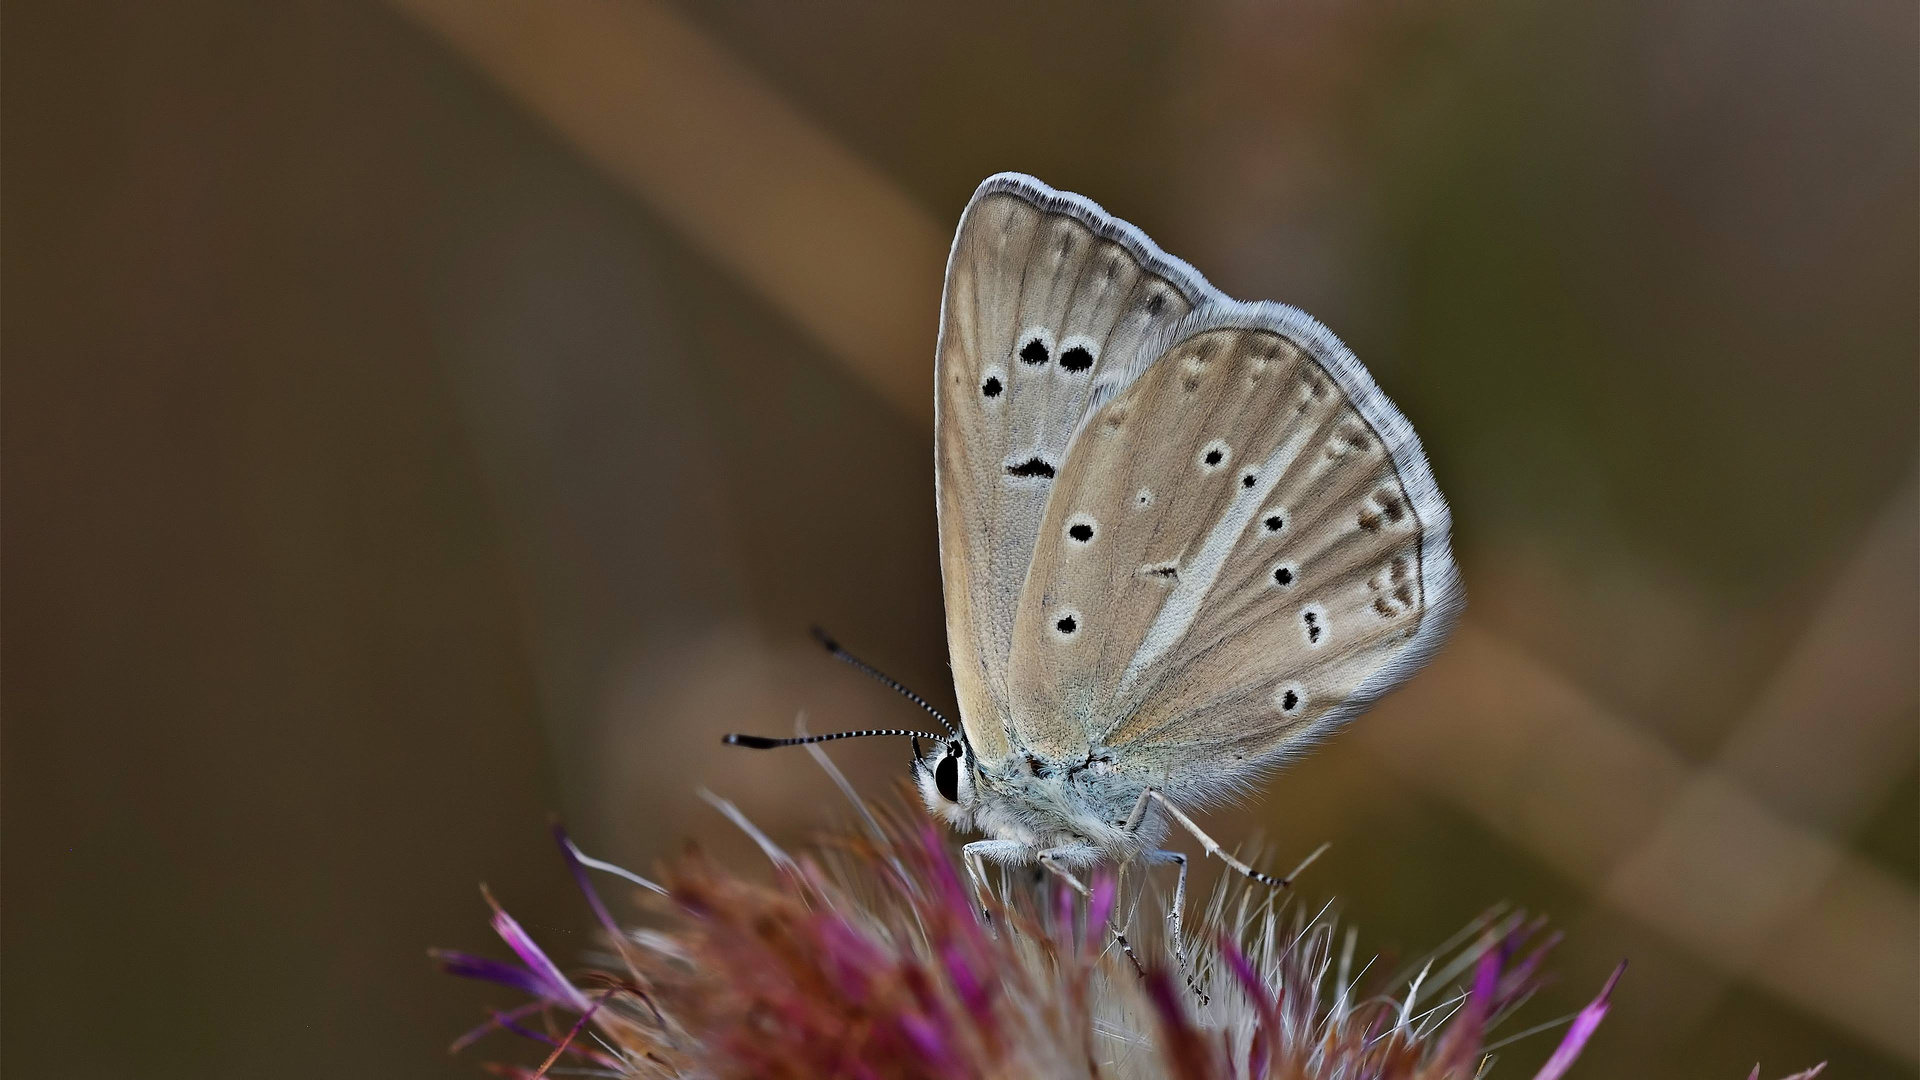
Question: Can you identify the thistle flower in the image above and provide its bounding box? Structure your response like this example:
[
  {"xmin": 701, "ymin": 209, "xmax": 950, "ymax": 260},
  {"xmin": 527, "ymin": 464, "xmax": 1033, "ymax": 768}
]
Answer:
[{"xmin": 434, "ymin": 792, "xmax": 1813, "ymax": 1080}]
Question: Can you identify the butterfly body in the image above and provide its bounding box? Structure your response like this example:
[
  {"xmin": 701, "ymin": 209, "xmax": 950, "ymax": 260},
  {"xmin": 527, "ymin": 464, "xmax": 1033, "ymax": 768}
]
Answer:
[
  {"xmin": 916, "ymin": 174, "xmax": 1462, "ymax": 878},
  {"xmin": 918, "ymin": 741, "xmax": 1171, "ymax": 867}
]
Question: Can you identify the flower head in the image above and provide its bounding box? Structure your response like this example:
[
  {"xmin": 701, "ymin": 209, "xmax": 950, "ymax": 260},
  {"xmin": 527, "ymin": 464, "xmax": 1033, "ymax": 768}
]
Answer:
[{"xmin": 435, "ymin": 785, "xmax": 1678, "ymax": 1080}]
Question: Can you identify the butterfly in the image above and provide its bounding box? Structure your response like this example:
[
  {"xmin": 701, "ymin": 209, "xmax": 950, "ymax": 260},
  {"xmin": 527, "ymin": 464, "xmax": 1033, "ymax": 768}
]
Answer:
[{"xmin": 728, "ymin": 173, "xmax": 1461, "ymax": 909}]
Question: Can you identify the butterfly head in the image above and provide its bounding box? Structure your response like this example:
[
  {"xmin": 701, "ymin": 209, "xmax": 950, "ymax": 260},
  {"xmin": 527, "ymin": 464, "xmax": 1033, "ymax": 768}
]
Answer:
[{"xmin": 912, "ymin": 737, "xmax": 978, "ymax": 828}]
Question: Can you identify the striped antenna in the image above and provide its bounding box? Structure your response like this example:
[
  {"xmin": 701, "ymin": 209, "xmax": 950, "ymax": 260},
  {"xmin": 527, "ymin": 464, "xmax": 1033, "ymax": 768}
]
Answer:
[
  {"xmin": 809, "ymin": 625, "xmax": 961, "ymax": 739},
  {"xmin": 723, "ymin": 729, "xmax": 951, "ymax": 750}
]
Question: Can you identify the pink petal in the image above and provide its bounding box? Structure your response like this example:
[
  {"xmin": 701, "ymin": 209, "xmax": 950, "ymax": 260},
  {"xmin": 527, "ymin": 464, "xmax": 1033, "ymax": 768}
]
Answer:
[{"xmin": 1531, "ymin": 961, "xmax": 1626, "ymax": 1080}]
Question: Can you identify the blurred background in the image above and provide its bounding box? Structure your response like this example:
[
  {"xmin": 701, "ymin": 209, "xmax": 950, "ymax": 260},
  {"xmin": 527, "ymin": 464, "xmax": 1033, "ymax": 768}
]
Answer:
[{"xmin": 4, "ymin": 0, "xmax": 1914, "ymax": 1076}]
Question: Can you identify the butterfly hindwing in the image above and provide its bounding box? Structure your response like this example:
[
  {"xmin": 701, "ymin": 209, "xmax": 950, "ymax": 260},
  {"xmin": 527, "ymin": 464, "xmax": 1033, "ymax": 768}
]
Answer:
[{"xmin": 1003, "ymin": 303, "xmax": 1461, "ymax": 799}]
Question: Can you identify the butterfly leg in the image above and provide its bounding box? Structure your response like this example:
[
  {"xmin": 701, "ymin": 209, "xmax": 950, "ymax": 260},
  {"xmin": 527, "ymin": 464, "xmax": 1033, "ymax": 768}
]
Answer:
[
  {"xmin": 1118, "ymin": 789, "xmax": 1202, "ymax": 991},
  {"xmin": 1035, "ymin": 845, "xmax": 1098, "ymax": 897},
  {"xmin": 1121, "ymin": 786, "xmax": 1154, "ymax": 833},
  {"xmin": 961, "ymin": 839, "xmax": 1026, "ymax": 922},
  {"xmin": 1036, "ymin": 846, "xmax": 1148, "ymax": 977},
  {"xmin": 1121, "ymin": 789, "xmax": 1193, "ymax": 952},
  {"xmin": 1143, "ymin": 847, "xmax": 1207, "ymax": 1002},
  {"xmin": 1147, "ymin": 789, "xmax": 1328, "ymax": 889},
  {"xmin": 1146, "ymin": 848, "xmax": 1189, "ymax": 950}
]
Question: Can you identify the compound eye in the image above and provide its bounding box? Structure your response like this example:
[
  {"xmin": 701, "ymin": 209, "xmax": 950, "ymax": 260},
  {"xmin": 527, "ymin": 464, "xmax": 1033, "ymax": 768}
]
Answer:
[{"xmin": 934, "ymin": 751, "xmax": 961, "ymax": 803}]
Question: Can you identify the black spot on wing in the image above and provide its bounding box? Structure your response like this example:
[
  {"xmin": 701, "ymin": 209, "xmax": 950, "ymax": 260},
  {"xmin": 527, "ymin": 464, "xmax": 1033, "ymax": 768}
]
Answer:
[
  {"xmin": 1140, "ymin": 561, "xmax": 1179, "ymax": 582},
  {"xmin": 1006, "ymin": 457, "xmax": 1056, "ymax": 479}
]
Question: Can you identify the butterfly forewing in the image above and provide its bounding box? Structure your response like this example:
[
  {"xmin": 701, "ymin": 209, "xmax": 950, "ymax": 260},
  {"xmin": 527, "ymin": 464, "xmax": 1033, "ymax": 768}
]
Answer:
[
  {"xmin": 1003, "ymin": 308, "xmax": 1461, "ymax": 799},
  {"xmin": 935, "ymin": 177, "xmax": 1206, "ymax": 762}
]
